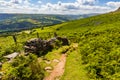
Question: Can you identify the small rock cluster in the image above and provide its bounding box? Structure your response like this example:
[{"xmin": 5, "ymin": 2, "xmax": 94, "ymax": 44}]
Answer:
[{"xmin": 24, "ymin": 37, "xmax": 69, "ymax": 55}]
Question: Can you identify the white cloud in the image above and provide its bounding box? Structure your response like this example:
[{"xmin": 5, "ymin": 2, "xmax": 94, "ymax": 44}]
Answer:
[
  {"xmin": 0, "ymin": 0, "xmax": 119, "ymax": 14},
  {"xmin": 77, "ymin": 0, "xmax": 97, "ymax": 5},
  {"xmin": 106, "ymin": 1, "xmax": 120, "ymax": 8},
  {"xmin": 37, "ymin": 0, "xmax": 111, "ymax": 14}
]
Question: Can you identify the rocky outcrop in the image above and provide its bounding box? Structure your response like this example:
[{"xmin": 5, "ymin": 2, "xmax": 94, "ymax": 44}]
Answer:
[
  {"xmin": 24, "ymin": 37, "xmax": 69, "ymax": 56},
  {"xmin": 24, "ymin": 38, "xmax": 54, "ymax": 55}
]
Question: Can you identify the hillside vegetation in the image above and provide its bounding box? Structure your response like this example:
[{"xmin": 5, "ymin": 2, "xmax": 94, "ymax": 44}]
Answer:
[
  {"xmin": 0, "ymin": 10, "xmax": 120, "ymax": 80},
  {"xmin": 57, "ymin": 11, "xmax": 120, "ymax": 79}
]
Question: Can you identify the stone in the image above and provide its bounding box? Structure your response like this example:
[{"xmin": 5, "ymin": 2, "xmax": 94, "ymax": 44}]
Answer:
[
  {"xmin": 56, "ymin": 37, "xmax": 69, "ymax": 45},
  {"xmin": 45, "ymin": 67, "xmax": 52, "ymax": 71},
  {"xmin": 53, "ymin": 59, "xmax": 60, "ymax": 63},
  {"xmin": 24, "ymin": 38, "xmax": 53, "ymax": 55},
  {"xmin": 3, "ymin": 52, "xmax": 19, "ymax": 60},
  {"xmin": 24, "ymin": 37, "xmax": 69, "ymax": 55}
]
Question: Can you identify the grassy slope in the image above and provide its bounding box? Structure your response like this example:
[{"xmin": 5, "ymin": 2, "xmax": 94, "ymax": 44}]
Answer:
[
  {"xmin": 58, "ymin": 11, "xmax": 120, "ymax": 79},
  {"xmin": 61, "ymin": 48, "xmax": 89, "ymax": 80},
  {"xmin": 59, "ymin": 12, "xmax": 119, "ymax": 29}
]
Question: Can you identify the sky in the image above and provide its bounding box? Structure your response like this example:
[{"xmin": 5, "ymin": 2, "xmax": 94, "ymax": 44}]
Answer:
[{"xmin": 0, "ymin": 0, "xmax": 120, "ymax": 14}]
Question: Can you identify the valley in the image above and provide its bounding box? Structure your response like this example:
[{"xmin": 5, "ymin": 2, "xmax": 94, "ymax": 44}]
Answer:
[{"xmin": 0, "ymin": 13, "xmax": 97, "ymax": 33}]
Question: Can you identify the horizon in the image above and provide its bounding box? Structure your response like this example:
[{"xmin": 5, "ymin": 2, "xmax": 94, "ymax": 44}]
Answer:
[
  {"xmin": 0, "ymin": 0, "xmax": 120, "ymax": 14},
  {"xmin": 0, "ymin": 12, "xmax": 100, "ymax": 15}
]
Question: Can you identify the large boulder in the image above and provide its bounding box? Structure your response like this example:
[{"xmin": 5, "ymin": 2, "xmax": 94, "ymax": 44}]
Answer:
[
  {"xmin": 24, "ymin": 38, "xmax": 53, "ymax": 55},
  {"xmin": 24, "ymin": 37, "xmax": 69, "ymax": 56}
]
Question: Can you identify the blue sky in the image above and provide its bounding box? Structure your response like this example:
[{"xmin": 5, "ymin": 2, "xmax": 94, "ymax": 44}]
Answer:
[
  {"xmin": 31, "ymin": 0, "xmax": 120, "ymax": 6},
  {"xmin": 0, "ymin": 0, "xmax": 120, "ymax": 14},
  {"xmin": 31, "ymin": 0, "xmax": 120, "ymax": 4}
]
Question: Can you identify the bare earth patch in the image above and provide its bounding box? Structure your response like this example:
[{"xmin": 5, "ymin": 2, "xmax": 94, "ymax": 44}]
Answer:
[{"xmin": 44, "ymin": 54, "xmax": 67, "ymax": 80}]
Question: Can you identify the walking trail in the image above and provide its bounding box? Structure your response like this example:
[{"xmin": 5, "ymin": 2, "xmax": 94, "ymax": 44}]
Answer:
[{"xmin": 44, "ymin": 54, "xmax": 67, "ymax": 80}]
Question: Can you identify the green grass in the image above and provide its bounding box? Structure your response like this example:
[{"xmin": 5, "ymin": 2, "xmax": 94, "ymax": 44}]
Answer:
[{"xmin": 61, "ymin": 50, "xmax": 89, "ymax": 80}]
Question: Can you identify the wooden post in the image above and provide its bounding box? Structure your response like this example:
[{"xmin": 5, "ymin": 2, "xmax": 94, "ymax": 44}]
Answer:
[
  {"xmin": 12, "ymin": 35, "xmax": 17, "ymax": 44},
  {"xmin": 41, "ymin": 26, "xmax": 44, "ymax": 30},
  {"xmin": 37, "ymin": 32, "xmax": 39, "ymax": 38}
]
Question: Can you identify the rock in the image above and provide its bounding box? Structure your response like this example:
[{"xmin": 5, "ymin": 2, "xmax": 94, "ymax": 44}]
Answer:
[
  {"xmin": 48, "ymin": 37, "xmax": 57, "ymax": 44},
  {"xmin": 56, "ymin": 37, "xmax": 69, "ymax": 45},
  {"xmin": 53, "ymin": 59, "xmax": 60, "ymax": 63},
  {"xmin": 24, "ymin": 38, "xmax": 53, "ymax": 55},
  {"xmin": 4, "ymin": 52, "xmax": 19, "ymax": 60},
  {"xmin": 24, "ymin": 52, "xmax": 29, "ymax": 56},
  {"xmin": 45, "ymin": 67, "xmax": 52, "ymax": 71},
  {"xmin": 24, "ymin": 37, "xmax": 69, "ymax": 55}
]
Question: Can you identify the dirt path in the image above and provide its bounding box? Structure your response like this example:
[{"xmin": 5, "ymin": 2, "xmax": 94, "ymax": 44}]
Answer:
[{"xmin": 44, "ymin": 54, "xmax": 67, "ymax": 80}]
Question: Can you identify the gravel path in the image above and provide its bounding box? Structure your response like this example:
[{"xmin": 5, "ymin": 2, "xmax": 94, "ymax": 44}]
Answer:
[{"xmin": 44, "ymin": 54, "xmax": 67, "ymax": 80}]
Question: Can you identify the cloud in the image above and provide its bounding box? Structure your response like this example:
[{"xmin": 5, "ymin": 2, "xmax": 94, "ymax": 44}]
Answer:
[
  {"xmin": 0, "ymin": 0, "xmax": 39, "ymax": 13},
  {"xmin": 77, "ymin": 0, "xmax": 97, "ymax": 5},
  {"xmin": 10, "ymin": 0, "xmax": 19, "ymax": 4},
  {"xmin": 106, "ymin": 1, "xmax": 120, "ymax": 8},
  {"xmin": 0, "ymin": 0, "xmax": 118, "ymax": 14},
  {"xmin": 38, "ymin": 0, "xmax": 111, "ymax": 14}
]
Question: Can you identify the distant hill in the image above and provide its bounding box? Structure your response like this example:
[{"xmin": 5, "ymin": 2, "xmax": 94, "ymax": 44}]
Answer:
[
  {"xmin": 56, "ymin": 10, "xmax": 120, "ymax": 33},
  {"xmin": 0, "ymin": 13, "xmax": 98, "ymax": 33}
]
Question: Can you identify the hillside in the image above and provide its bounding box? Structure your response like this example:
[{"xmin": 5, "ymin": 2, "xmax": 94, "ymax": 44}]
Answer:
[
  {"xmin": 0, "ymin": 9, "xmax": 120, "ymax": 80},
  {"xmin": 0, "ymin": 13, "xmax": 98, "ymax": 33},
  {"xmin": 58, "ymin": 10, "xmax": 120, "ymax": 80}
]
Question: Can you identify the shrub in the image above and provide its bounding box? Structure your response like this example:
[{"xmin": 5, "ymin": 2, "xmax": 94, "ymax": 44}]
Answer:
[{"xmin": 2, "ymin": 54, "xmax": 44, "ymax": 80}]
